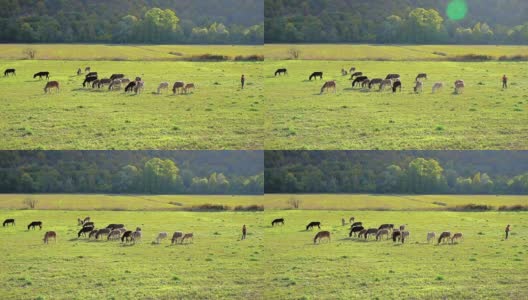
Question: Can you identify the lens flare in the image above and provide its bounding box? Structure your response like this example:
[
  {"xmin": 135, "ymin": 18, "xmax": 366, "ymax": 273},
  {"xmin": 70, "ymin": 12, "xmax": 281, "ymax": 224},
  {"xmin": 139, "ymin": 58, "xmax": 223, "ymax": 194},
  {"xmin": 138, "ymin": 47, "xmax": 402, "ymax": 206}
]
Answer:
[{"xmin": 446, "ymin": 0, "xmax": 468, "ymax": 20}]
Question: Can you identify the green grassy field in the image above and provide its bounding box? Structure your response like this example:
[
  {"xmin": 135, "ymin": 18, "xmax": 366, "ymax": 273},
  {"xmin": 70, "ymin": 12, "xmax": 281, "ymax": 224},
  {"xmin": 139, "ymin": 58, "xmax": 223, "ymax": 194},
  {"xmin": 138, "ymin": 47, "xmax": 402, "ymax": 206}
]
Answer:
[
  {"xmin": 265, "ymin": 59, "xmax": 528, "ymax": 149},
  {"xmin": 0, "ymin": 44, "xmax": 263, "ymax": 61},
  {"xmin": 0, "ymin": 209, "xmax": 265, "ymax": 299},
  {"xmin": 265, "ymin": 44, "xmax": 528, "ymax": 61},
  {"xmin": 263, "ymin": 210, "xmax": 528, "ymax": 299},
  {"xmin": 1, "ymin": 194, "xmax": 527, "ymax": 299},
  {"xmin": 0, "ymin": 58, "xmax": 263, "ymax": 149}
]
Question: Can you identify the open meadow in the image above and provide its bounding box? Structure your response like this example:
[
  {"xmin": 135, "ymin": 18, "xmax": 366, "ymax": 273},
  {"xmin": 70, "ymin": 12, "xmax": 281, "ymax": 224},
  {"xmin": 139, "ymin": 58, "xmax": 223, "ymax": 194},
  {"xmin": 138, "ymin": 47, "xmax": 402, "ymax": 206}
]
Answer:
[
  {"xmin": 0, "ymin": 209, "xmax": 265, "ymax": 299},
  {"xmin": 263, "ymin": 210, "xmax": 528, "ymax": 299},
  {"xmin": 1, "ymin": 194, "xmax": 526, "ymax": 299},
  {"xmin": 264, "ymin": 45, "xmax": 528, "ymax": 150},
  {"xmin": 0, "ymin": 45, "xmax": 263, "ymax": 150}
]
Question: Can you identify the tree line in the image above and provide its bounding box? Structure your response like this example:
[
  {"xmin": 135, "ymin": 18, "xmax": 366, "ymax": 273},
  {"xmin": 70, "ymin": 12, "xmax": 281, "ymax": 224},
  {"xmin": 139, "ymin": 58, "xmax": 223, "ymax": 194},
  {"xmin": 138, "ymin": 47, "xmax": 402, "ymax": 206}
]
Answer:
[
  {"xmin": 265, "ymin": 0, "xmax": 528, "ymax": 44},
  {"xmin": 0, "ymin": 151, "xmax": 263, "ymax": 194},
  {"xmin": 0, "ymin": 0, "xmax": 263, "ymax": 44},
  {"xmin": 265, "ymin": 151, "xmax": 528, "ymax": 194}
]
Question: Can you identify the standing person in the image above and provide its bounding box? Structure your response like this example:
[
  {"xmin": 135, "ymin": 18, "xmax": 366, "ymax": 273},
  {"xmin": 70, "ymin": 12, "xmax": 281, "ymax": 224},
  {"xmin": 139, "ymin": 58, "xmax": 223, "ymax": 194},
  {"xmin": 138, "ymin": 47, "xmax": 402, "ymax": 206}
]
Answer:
[
  {"xmin": 505, "ymin": 224, "xmax": 511, "ymax": 240},
  {"xmin": 241, "ymin": 74, "xmax": 245, "ymax": 90},
  {"xmin": 242, "ymin": 224, "xmax": 247, "ymax": 240},
  {"xmin": 502, "ymin": 74, "xmax": 508, "ymax": 89}
]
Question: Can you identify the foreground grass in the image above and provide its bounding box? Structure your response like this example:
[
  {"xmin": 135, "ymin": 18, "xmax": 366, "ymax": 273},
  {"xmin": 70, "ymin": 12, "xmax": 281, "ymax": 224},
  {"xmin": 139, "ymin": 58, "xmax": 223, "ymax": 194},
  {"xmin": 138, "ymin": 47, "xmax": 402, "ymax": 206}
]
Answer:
[
  {"xmin": 0, "ymin": 210, "xmax": 264, "ymax": 299},
  {"xmin": 265, "ymin": 60, "xmax": 528, "ymax": 149},
  {"xmin": 1, "ymin": 208, "xmax": 526, "ymax": 299},
  {"xmin": 0, "ymin": 44, "xmax": 263, "ymax": 61},
  {"xmin": 0, "ymin": 59, "xmax": 263, "ymax": 149},
  {"xmin": 265, "ymin": 44, "xmax": 528, "ymax": 61},
  {"xmin": 263, "ymin": 210, "xmax": 528, "ymax": 299}
]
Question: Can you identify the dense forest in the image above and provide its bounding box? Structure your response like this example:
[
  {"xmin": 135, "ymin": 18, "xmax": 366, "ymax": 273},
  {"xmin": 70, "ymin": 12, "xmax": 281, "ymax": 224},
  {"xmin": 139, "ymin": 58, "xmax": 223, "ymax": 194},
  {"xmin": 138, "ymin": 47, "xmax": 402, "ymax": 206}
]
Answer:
[
  {"xmin": 265, "ymin": 0, "xmax": 528, "ymax": 44},
  {"xmin": 265, "ymin": 151, "xmax": 528, "ymax": 194},
  {"xmin": 0, "ymin": 151, "xmax": 263, "ymax": 194},
  {"xmin": 0, "ymin": 0, "xmax": 263, "ymax": 44}
]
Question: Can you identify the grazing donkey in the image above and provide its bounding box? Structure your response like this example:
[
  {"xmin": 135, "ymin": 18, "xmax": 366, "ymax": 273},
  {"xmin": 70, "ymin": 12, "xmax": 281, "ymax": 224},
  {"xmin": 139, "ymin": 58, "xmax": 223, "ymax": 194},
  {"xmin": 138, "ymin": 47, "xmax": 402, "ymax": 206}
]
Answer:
[
  {"xmin": 85, "ymin": 72, "xmax": 97, "ymax": 79},
  {"xmin": 157, "ymin": 82, "xmax": 169, "ymax": 94},
  {"xmin": 108, "ymin": 79, "xmax": 122, "ymax": 91},
  {"xmin": 314, "ymin": 231, "xmax": 331, "ymax": 244},
  {"xmin": 320, "ymin": 81, "xmax": 336, "ymax": 94},
  {"xmin": 172, "ymin": 81, "xmax": 185, "ymax": 94},
  {"xmin": 438, "ymin": 231, "xmax": 451, "ymax": 244},
  {"xmin": 171, "ymin": 231, "xmax": 183, "ymax": 244},
  {"xmin": 108, "ymin": 230, "xmax": 122, "ymax": 241},
  {"xmin": 385, "ymin": 74, "xmax": 400, "ymax": 80},
  {"xmin": 184, "ymin": 83, "xmax": 195, "ymax": 94},
  {"xmin": 364, "ymin": 228, "xmax": 378, "ymax": 239},
  {"xmin": 378, "ymin": 224, "xmax": 393, "ymax": 232},
  {"xmin": 3, "ymin": 219, "xmax": 15, "ymax": 227},
  {"xmin": 43, "ymin": 231, "xmax": 57, "ymax": 244},
  {"xmin": 83, "ymin": 76, "xmax": 98, "ymax": 87},
  {"xmin": 28, "ymin": 221, "xmax": 42, "ymax": 230},
  {"xmin": 272, "ymin": 218, "xmax": 285, "ymax": 226},
  {"xmin": 349, "ymin": 225, "xmax": 364, "ymax": 237},
  {"xmin": 4, "ymin": 68, "xmax": 16, "ymax": 76},
  {"xmin": 380, "ymin": 79, "xmax": 393, "ymax": 91},
  {"xmin": 392, "ymin": 80, "xmax": 402, "ymax": 92},
  {"xmin": 110, "ymin": 74, "xmax": 125, "ymax": 81},
  {"xmin": 44, "ymin": 81, "xmax": 59, "ymax": 94},
  {"xmin": 78, "ymin": 226, "xmax": 94, "ymax": 238},
  {"xmin": 306, "ymin": 222, "xmax": 321, "ymax": 230},
  {"xmin": 121, "ymin": 230, "xmax": 133, "ymax": 243},
  {"xmin": 124, "ymin": 81, "xmax": 136, "ymax": 93},
  {"xmin": 349, "ymin": 72, "xmax": 363, "ymax": 80},
  {"xmin": 414, "ymin": 81, "xmax": 423, "ymax": 93},
  {"xmin": 351, "ymin": 76, "xmax": 368, "ymax": 87},
  {"xmin": 34, "ymin": 71, "xmax": 49, "ymax": 80},
  {"xmin": 454, "ymin": 80, "xmax": 465, "ymax": 94},
  {"xmin": 427, "ymin": 232, "xmax": 436, "ymax": 243},
  {"xmin": 97, "ymin": 78, "xmax": 112, "ymax": 89},
  {"xmin": 309, "ymin": 72, "xmax": 323, "ymax": 80},
  {"xmin": 416, "ymin": 73, "xmax": 427, "ymax": 81},
  {"xmin": 274, "ymin": 68, "xmax": 287, "ymax": 76},
  {"xmin": 451, "ymin": 232, "xmax": 463, "ymax": 244},
  {"xmin": 134, "ymin": 81, "xmax": 144, "ymax": 94},
  {"xmin": 401, "ymin": 231, "xmax": 410, "ymax": 243},
  {"xmin": 181, "ymin": 233, "xmax": 194, "ymax": 244},
  {"xmin": 156, "ymin": 232, "xmax": 168, "ymax": 244},
  {"xmin": 392, "ymin": 230, "xmax": 401, "ymax": 242},
  {"xmin": 95, "ymin": 228, "xmax": 112, "ymax": 239},
  {"xmin": 106, "ymin": 224, "xmax": 124, "ymax": 230},
  {"xmin": 368, "ymin": 78, "xmax": 383, "ymax": 89},
  {"xmin": 376, "ymin": 229, "xmax": 390, "ymax": 240},
  {"xmin": 432, "ymin": 82, "xmax": 443, "ymax": 93}
]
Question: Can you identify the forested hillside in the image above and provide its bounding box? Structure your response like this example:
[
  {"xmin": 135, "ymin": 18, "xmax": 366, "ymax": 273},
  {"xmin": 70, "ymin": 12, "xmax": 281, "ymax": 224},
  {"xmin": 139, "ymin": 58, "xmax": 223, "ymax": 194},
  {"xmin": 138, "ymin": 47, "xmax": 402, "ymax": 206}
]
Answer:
[
  {"xmin": 265, "ymin": 151, "xmax": 528, "ymax": 194},
  {"xmin": 265, "ymin": 0, "xmax": 528, "ymax": 44},
  {"xmin": 0, "ymin": 151, "xmax": 263, "ymax": 194},
  {"xmin": 0, "ymin": 0, "xmax": 263, "ymax": 44}
]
